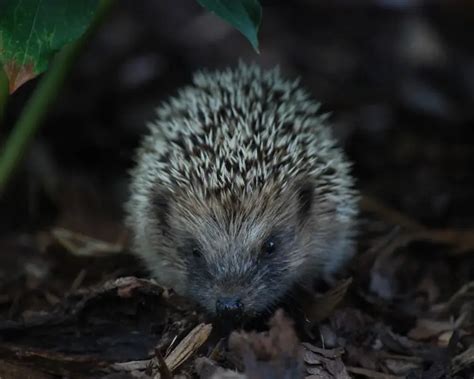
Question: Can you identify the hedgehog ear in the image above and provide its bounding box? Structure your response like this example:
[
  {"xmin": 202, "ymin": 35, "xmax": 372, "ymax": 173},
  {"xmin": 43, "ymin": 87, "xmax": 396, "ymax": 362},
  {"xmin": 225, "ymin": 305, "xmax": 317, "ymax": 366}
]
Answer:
[{"xmin": 296, "ymin": 181, "xmax": 314, "ymax": 222}]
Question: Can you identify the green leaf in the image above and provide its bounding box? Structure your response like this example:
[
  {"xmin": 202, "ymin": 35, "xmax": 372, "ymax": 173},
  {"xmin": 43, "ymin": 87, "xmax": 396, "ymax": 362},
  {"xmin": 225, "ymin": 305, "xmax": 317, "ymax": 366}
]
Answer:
[
  {"xmin": 197, "ymin": 0, "xmax": 262, "ymax": 52},
  {"xmin": 0, "ymin": 0, "xmax": 99, "ymax": 93}
]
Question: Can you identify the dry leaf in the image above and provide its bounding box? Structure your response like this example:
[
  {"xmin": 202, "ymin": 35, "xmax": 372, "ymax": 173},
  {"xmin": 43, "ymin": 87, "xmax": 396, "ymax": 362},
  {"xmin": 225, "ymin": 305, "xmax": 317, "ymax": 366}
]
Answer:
[
  {"xmin": 347, "ymin": 366, "xmax": 404, "ymax": 379},
  {"xmin": 450, "ymin": 346, "xmax": 474, "ymax": 375},
  {"xmin": 431, "ymin": 281, "xmax": 474, "ymax": 315},
  {"xmin": 229, "ymin": 310, "xmax": 303, "ymax": 379},
  {"xmin": 362, "ymin": 195, "xmax": 474, "ymax": 254},
  {"xmin": 0, "ymin": 359, "xmax": 54, "ymax": 379},
  {"xmin": 407, "ymin": 318, "xmax": 455, "ymax": 341},
  {"xmin": 302, "ymin": 277, "xmax": 353, "ymax": 326},
  {"xmin": 383, "ymin": 358, "xmax": 420, "ymax": 376},
  {"xmin": 407, "ymin": 312, "xmax": 467, "ymax": 341},
  {"xmin": 302, "ymin": 343, "xmax": 350, "ymax": 379},
  {"xmin": 195, "ymin": 357, "xmax": 246, "ymax": 379},
  {"xmin": 305, "ymin": 368, "xmax": 333, "ymax": 379},
  {"xmin": 302, "ymin": 343, "xmax": 344, "ymax": 359}
]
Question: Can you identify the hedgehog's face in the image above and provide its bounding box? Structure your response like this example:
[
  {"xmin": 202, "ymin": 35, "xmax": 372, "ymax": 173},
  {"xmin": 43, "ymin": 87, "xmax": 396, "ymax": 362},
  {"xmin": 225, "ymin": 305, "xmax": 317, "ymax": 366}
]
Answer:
[{"xmin": 151, "ymin": 181, "xmax": 333, "ymax": 318}]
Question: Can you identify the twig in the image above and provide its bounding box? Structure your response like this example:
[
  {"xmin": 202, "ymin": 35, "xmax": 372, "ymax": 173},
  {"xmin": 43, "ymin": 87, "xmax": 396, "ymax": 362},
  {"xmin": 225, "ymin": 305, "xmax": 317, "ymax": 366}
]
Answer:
[
  {"xmin": 155, "ymin": 349, "xmax": 173, "ymax": 379},
  {"xmin": 360, "ymin": 195, "xmax": 425, "ymax": 231}
]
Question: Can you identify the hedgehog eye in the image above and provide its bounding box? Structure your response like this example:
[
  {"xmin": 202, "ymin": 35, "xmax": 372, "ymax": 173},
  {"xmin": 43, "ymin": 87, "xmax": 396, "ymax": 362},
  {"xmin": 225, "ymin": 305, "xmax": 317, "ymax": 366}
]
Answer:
[
  {"xmin": 192, "ymin": 247, "xmax": 203, "ymax": 258},
  {"xmin": 261, "ymin": 238, "xmax": 277, "ymax": 256}
]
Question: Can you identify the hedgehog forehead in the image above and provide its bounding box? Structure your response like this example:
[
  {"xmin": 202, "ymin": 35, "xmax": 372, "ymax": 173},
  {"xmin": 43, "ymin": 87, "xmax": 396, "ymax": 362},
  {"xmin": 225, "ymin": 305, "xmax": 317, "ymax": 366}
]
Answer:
[{"xmin": 171, "ymin": 184, "xmax": 295, "ymax": 247}]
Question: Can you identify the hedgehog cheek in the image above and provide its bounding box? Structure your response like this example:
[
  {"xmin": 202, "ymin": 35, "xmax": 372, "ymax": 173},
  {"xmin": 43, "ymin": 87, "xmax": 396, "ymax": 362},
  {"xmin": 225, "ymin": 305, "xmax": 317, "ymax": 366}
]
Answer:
[
  {"xmin": 296, "ymin": 180, "xmax": 314, "ymax": 223},
  {"xmin": 152, "ymin": 188, "xmax": 172, "ymax": 232}
]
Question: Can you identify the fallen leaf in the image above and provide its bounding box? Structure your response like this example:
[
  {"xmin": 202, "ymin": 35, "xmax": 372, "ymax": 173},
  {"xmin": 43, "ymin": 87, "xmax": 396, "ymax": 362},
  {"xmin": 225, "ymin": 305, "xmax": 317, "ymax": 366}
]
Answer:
[
  {"xmin": 407, "ymin": 318, "xmax": 455, "ymax": 341},
  {"xmin": 229, "ymin": 310, "xmax": 303, "ymax": 379},
  {"xmin": 300, "ymin": 277, "xmax": 353, "ymax": 327},
  {"xmin": 0, "ymin": 359, "xmax": 54, "ymax": 379},
  {"xmin": 383, "ymin": 358, "xmax": 420, "ymax": 376},
  {"xmin": 450, "ymin": 346, "xmax": 474, "ymax": 375},
  {"xmin": 408, "ymin": 312, "xmax": 468, "ymax": 342},
  {"xmin": 302, "ymin": 343, "xmax": 350, "ymax": 379},
  {"xmin": 430, "ymin": 281, "xmax": 474, "ymax": 315},
  {"xmin": 195, "ymin": 357, "xmax": 246, "ymax": 379},
  {"xmin": 302, "ymin": 343, "xmax": 344, "ymax": 359}
]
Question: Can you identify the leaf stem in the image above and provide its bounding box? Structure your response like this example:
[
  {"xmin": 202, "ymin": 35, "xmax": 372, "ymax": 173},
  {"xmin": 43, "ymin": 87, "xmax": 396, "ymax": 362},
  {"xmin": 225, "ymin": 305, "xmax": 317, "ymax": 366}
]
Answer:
[
  {"xmin": 0, "ymin": 67, "xmax": 8, "ymax": 124},
  {"xmin": 0, "ymin": 0, "xmax": 113, "ymax": 195}
]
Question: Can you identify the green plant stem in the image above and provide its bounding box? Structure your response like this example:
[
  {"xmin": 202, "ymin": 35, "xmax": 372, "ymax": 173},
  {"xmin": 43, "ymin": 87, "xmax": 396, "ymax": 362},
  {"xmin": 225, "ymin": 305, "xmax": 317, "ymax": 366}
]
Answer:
[
  {"xmin": 0, "ymin": 44, "xmax": 77, "ymax": 193},
  {"xmin": 0, "ymin": 67, "xmax": 8, "ymax": 124},
  {"xmin": 0, "ymin": 0, "xmax": 113, "ymax": 194}
]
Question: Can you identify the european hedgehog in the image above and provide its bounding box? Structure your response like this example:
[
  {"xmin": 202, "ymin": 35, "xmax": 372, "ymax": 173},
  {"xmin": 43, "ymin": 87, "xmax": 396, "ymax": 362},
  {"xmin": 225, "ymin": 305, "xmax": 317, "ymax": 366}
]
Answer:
[{"xmin": 126, "ymin": 64, "xmax": 358, "ymax": 318}]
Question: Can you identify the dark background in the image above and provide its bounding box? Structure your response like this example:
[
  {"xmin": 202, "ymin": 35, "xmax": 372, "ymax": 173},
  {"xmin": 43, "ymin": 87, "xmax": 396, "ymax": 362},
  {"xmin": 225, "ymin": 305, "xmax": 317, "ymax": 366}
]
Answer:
[{"xmin": 3, "ymin": 0, "xmax": 474, "ymax": 235}]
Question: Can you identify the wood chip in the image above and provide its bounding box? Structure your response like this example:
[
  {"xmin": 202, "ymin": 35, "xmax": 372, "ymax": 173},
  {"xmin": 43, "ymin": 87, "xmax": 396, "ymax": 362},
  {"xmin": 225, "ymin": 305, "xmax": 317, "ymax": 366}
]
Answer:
[{"xmin": 156, "ymin": 323, "xmax": 212, "ymax": 377}]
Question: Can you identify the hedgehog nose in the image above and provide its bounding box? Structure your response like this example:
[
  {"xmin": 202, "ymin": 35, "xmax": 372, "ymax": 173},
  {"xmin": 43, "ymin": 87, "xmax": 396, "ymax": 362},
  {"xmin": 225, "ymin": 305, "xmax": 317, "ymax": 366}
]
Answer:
[{"xmin": 216, "ymin": 297, "xmax": 243, "ymax": 318}]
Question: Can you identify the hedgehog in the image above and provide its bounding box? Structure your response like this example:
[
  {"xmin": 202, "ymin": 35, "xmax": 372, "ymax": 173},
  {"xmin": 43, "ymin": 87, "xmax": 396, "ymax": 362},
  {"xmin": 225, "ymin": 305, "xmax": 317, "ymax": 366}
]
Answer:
[{"xmin": 126, "ymin": 63, "xmax": 358, "ymax": 318}]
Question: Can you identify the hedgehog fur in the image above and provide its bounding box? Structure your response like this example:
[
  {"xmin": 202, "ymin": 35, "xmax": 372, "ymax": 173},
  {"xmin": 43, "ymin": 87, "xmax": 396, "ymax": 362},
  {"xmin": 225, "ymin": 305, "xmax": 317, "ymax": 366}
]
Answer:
[{"xmin": 126, "ymin": 63, "xmax": 358, "ymax": 317}]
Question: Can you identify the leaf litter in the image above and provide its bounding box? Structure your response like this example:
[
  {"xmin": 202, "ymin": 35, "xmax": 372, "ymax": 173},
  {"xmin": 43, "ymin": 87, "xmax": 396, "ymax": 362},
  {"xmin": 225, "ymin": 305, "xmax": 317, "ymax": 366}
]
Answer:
[{"xmin": 0, "ymin": 194, "xmax": 472, "ymax": 378}]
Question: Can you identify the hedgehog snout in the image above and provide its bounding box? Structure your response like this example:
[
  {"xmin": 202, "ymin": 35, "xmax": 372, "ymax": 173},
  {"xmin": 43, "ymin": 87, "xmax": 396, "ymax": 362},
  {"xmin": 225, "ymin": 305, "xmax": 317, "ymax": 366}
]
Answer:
[{"xmin": 215, "ymin": 297, "xmax": 243, "ymax": 318}]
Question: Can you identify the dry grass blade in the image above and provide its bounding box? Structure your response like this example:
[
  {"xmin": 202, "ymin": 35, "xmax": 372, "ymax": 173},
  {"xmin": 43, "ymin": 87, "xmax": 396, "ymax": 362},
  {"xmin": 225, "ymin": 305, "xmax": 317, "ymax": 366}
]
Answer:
[
  {"xmin": 412, "ymin": 228, "xmax": 474, "ymax": 254},
  {"xmin": 157, "ymin": 323, "xmax": 212, "ymax": 377},
  {"xmin": 362, "ymin": 195, "xmax": 474, "ymax": 255},
  {"xmin": 110, "ymin": 360, "xmax": 151, "ymax": 372},
  {"xmin": 431, "ymin": 281, "xmax": 474, "ymax": 315},
  {"xmin": 52, "ymin": 227, "xmax": 124, "ymax": 256},
  {"xmin": 450, "ymin": 346, "xmax": 474, "ymax": 375},
  {"xmin": 360, "ymin": 195, "xmax": 424, "ymax": 231}
]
